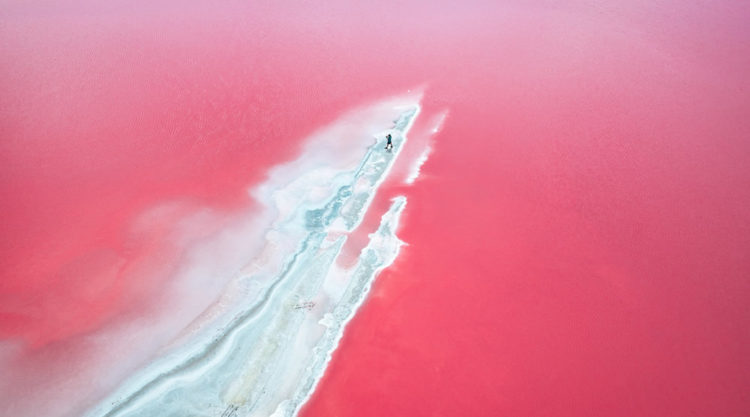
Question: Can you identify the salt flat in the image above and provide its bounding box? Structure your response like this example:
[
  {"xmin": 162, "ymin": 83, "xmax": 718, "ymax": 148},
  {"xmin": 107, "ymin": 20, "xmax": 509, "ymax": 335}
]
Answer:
[{"xmin": 86, "ymin": 97, "xmax": 422, "ymax": 417}]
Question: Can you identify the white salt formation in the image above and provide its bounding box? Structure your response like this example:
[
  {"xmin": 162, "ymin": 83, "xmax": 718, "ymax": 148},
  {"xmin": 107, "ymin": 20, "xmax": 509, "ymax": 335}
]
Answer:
[{"xmin": 86, "ymin": 97, "xmax": 420, "ymax": 417}]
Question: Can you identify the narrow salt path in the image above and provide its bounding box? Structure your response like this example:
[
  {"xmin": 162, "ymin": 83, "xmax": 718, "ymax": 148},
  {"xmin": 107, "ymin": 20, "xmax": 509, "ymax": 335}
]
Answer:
[{"xmin": 86, "ymin": 98, "xmax": 421, "ymax": 417}]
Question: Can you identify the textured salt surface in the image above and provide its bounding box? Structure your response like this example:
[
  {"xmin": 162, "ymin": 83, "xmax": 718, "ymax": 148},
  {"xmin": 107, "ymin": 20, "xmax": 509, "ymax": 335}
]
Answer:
[{"xmin": 86, "ymin": 100, "xmax": 420, "ymax": 417}]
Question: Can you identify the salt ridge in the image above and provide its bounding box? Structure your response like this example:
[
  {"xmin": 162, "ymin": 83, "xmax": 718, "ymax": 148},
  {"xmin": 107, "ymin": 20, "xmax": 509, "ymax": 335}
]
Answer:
[{"xmin": 85, "ymin": 95, "xmax": 423, "ymax": 417}]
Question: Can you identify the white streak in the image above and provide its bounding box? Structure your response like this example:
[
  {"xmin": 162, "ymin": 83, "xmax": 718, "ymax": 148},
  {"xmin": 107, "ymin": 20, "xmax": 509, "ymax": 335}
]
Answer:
[
  {"xmin": 85, "ymin": 95, "xmax": 421, "ymax": 417},
  {"xmin": 405, "ymin": 145, "xmax": 432, "ymax": 185}
]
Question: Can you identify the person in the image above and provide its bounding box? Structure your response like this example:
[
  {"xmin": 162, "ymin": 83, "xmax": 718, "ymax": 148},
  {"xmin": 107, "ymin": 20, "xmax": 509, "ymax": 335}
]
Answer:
[{"xmin": 385, "ymin": 133, "xmax": 393, "ymax": 150}]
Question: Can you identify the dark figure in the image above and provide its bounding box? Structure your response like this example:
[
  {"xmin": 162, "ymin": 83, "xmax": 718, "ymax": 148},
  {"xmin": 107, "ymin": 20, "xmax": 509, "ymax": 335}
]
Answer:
[{"xmin": 385, "ymin": 133, "xmax": 393, "ymax": 150}]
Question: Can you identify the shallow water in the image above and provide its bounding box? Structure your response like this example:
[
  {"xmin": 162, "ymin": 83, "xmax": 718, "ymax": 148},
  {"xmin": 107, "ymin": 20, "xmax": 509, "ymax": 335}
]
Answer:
[{"xmin": 1, "ymin": 1, "xmax": 749, "ymax": 416}]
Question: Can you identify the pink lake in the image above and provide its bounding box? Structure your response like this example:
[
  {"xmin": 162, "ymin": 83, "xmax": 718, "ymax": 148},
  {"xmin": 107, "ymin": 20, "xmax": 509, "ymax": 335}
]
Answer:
[{"xmin": 1, "ymin": 1, "xmax": 748, "ymax": 416}]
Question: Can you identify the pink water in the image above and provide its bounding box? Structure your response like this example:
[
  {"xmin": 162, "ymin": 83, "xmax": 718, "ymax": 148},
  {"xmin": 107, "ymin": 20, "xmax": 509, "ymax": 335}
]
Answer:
[{"xmin": 1, "ymin": 1, "xmax": 749, "ymax": 416}]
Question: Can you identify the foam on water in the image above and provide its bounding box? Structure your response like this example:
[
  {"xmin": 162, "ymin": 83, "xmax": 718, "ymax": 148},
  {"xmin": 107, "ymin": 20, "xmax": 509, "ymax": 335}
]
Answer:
[
  {"xmin": 85, "ymin": 95, "xmax": 421, "ymax": 417},
  {"xmin": 405, "ymin": 147, "xmax": 432, "ymax": 185}
]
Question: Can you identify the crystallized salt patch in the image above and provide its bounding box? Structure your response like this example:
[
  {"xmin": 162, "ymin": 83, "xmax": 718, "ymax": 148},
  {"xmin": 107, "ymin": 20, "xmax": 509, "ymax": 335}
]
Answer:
[{"xmin": 87, "ymin": 95, "xmax": 423, "ymax": 417}]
